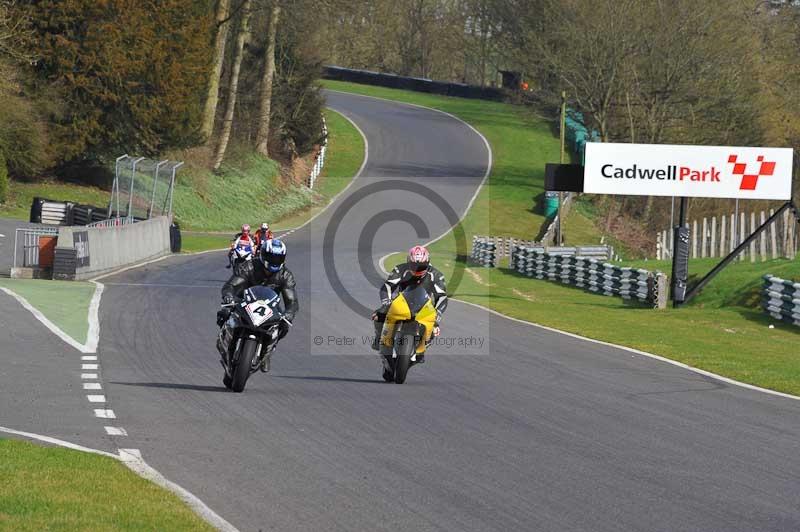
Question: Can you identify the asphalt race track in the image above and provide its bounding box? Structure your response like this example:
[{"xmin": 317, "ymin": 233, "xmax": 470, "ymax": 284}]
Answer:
[{"xmin": 5, "ymin": 91, "xmax": 800, "ymax": 531}]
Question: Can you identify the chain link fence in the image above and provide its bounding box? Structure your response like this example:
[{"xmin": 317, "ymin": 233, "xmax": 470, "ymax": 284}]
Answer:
[{"xmin": 109, "ymin": 155, "xmax": 183, "ymax": 221}]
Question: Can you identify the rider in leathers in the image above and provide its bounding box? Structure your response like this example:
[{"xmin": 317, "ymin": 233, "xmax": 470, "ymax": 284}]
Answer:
[
  {"xmin": 372, "ymin": 245, "xmax": 447, "ymax": 364},
  {"xmin": 220, "ymin": 239, "xmax": 298, "ymax": 371}
]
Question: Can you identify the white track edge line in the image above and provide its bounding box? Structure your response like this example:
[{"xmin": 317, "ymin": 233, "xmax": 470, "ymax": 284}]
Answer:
[
  {"xmin": 0, "ymin": 286, "xmax": 92, "ymax": 353},
  {"xmin": 0, "ymin": 426, "xmax": 119, "ymax": 458},
  {"xmin": 119, "ymin": 449, "xmax": 239, "ymax": 532},
  {"xmin": 85, "ymin": 281, "xmax": 103, "ymax": 352},
  {"xmin": 278, "ymin": 105, "xmax": 369, "ymax": 238},
  {"xmin": 0, "ymin": 427, "xmax": 238, "ymax": 532},
  {"xmin": 451, "ymin": 298, "xmax": 800, "ymax": 402},
  {"xmin": 355, "ymin": 87, "xmax": 800, "ymax": 404},
  {"xmin": 91, "ymin": 253, "xmax": 175, "ymax": 281}
]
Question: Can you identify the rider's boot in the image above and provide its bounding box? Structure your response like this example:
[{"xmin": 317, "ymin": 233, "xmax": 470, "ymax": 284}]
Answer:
[
  {"xmin": 371, "ymin": 319, "xmax": 383, "ymax": 351},
  {"xmin": 260, "ymin": 344, "xmax": 276, "ymax": 373},
  {"xmin": 381, "ymin": 356, "xmax": 393, "ymax": 382}
]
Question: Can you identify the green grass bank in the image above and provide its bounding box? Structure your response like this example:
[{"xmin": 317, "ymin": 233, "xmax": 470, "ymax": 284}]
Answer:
[
  {"xmin": 328, "ymin": 79, "xmax": 800, "ymax": 396},
  {"xmin": 0, "ymin": 438, "xmax": 214, "ymax": 531}
]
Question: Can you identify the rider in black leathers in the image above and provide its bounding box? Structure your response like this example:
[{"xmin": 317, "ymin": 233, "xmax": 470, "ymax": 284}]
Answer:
[{"xmin": 219, "ymin": 239, "xmax": 298, "ymax": 370}]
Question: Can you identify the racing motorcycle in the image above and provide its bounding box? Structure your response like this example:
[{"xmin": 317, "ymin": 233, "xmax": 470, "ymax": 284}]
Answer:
[
  {"xmin": 217, "ymin": 285, "xmax": 290, "ymax": 392},
  {"xmin": 379, "ymin": 284, "xmax": 437, "ymax": 384},
  {"xmin": 226, "ymin": 244, "xmax": 253, "ymax": 275}
]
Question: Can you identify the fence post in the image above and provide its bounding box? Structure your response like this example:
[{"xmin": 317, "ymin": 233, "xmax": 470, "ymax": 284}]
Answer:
[
  {"xmin": 740, "ymin": 212, "xmax": 746, "ymax": 260},
  {"xmin": 759, "ymin": 211, "xmax": 767, "ymax": 261},
  {"xmin": 710, "ymin": 216, "xmax": 717, "ymax": 258},
  {"xmin": 719, "ymin": 215, "xmax": 726, "ymax": 257},
  {"xmin": 749, "ymin": 212, "xmax": 757, "ymax": 263},
  {"xmin": 701, "ymin": 217, "xmax": 708, "ymax": 258},
  {"xmin": 729, "ymin": 214, "xmax": 735, "ymax": 253},
  {"xmin": 656, "ymin": 233, "xmax": 662, "ymax": 260},
  {"xmin": 655, "ymin": 273, "xmax": 668, "ymax": 309},
  {"xmin": 692, "ymin": 220, "xmax": 698, "ymax": 258},
  {"xmin": 769, "ymin": 208, "xmax": 778, "ymax": 259}
]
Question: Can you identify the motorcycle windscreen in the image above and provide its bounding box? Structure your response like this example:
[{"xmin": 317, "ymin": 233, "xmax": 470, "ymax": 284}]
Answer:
[
  {"xmin": 402, "ymin": 285, "xmax": 431, "ymax": 316},
  {"xmin": 245, "ymin": 285, "xmax": 279, "ymax": 304},
  {"xmin": 243, "ymin": 286, "xmax": 284, "ymax": 327}
]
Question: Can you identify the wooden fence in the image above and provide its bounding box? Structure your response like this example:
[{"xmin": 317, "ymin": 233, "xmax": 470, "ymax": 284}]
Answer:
[{"xmin": 655, "ymin": 209, "xmax": 798, "ymax": 261}]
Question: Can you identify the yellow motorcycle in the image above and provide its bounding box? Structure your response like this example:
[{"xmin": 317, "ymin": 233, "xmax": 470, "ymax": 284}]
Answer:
[{"xmin": 380, "ymin": 284, "xmax": 437, "ymax": 384}]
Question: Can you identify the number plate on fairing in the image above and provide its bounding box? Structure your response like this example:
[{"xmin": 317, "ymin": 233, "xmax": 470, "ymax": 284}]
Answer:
[{"xmin": 245, "ymin": 300, "xmax": 273, "ymax": 326}]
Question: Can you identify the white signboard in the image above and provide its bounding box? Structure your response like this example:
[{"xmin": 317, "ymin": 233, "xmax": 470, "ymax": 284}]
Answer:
[{"xmin": 584, "ymin": 142, "xmax": 793, "ymax": 200}]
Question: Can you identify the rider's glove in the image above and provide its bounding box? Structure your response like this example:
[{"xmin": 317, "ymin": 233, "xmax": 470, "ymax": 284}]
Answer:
[
  {"xmin": 222, "ymin": 294, "xmax": 235, "ymax": 305},
  {"xmin": 372, "ymin": 302, "xmax": 390, "ymax": 321}
]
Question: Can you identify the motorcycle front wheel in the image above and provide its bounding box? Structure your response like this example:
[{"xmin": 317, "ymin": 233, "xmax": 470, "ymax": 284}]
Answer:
[
  {"xmin": 231, "ymin": 337, "xmax": 258, "ymax": 392},
  {"xmin": 393, "ymin": 333, "xmax": 416, "ymax": 384}
]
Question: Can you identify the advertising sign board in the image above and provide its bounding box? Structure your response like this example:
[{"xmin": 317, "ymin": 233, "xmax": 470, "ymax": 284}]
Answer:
[{"xmin": 584, "ymin": 143, "xmax": 793, "ymax": 200}]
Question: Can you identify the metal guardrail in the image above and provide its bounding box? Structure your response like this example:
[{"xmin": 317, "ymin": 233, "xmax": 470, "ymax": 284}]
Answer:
[
  {"xmin": 87, "ymin": 217, "xmax": 135, "ymax": 229},
  {"xmin": 511, "ymin": 245, "xmax": 667, "ymax": 308},
  {"xmin": 762, "ymin": 275, "xmax": 800, "ymax": 326},
  {"xmin": 13, "ymin": 227, "xmax": 59, "ymax": 268}
]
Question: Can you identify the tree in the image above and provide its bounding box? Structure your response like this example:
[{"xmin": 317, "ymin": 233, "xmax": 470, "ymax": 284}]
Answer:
[
  {"xmin": 25, "ymin": 0, "xmax": 213, "ymax": 164},
  {"xmin": 201, "ymin": 0, "xmax": 232, "ymax": 142},
  {"xmin": 255, "ymin": 1, "xmax": 280, "ymax": 156},
  {"xmin": 213, "ymin": 0, "xmax": 252, "ymax": 171}
]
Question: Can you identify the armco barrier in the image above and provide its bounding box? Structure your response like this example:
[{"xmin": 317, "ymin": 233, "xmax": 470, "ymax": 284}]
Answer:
[
  {"xmin": 511, "ymin": 244, "xmax": 667, "ymax": 308},
  {"xmin": 762, "ymin": 275, "xmax": 800, "ymax": 327},
  {"xmin": 53, "ymin": 216, "xmax": 171, "ymax": 280},
  {"xmin": 323, "ymin": 65, "xmax": 507, "ymax": 101}
]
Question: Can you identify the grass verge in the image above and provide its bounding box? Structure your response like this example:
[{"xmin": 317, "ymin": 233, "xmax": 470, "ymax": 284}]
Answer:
[
  {"xmin": 0, "ymin": 278, "xmax": 94, "ymax": 345},
  {"xmin": 0, "ymin": 180, "xmax": 110, "ymax": 220},
  {"xmin": 385, "ymin": 250, "xmax": 800, "ymax": 395},
  {"xmin": 182, "ymin": 107, "xmax": 365, "ymax": 252},
  {"xmin": 0, "ymin": 106, "xmax": 365, "ymax": 235},
  {"xmin": 0, "ymin": 438, "xmax": 213, "ymax": 531}
]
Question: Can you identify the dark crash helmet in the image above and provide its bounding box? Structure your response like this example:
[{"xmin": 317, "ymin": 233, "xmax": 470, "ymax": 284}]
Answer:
[{"xmin": 260, "ymin": 238, "xmax": 287, "ymax": 273}]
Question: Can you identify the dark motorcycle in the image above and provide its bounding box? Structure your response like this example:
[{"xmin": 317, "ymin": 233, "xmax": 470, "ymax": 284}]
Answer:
[
  {"xmin": 226, "ymin": 245, "xmax": 253, "ymax": 275},
  {"xmin": 217, "ymin": 285, "xmax": 290, "ymax": 392}
]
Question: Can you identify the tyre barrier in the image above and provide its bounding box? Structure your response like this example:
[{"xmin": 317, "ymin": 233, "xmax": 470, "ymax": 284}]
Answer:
[
  {"xmin": 511, "ymin": 245, "xmax": 667, "ymax": 308},
  {"xmin": 30, "ymin": 197, "xmax": 108, "ymax": 226},
  {"xmin": 470, "ymin": 236, "xmax": 612, "ymax": 263},
  {"xmin": 762, "ymin": 275, "xmax": 800, "ymax": 327},
  {"xmin": 470, "ymin": 237, "xmax": 497, "ymax": 267},
  {"xmin": 170, "ymin": 222, "xmax": 182, "ymax": 253}
]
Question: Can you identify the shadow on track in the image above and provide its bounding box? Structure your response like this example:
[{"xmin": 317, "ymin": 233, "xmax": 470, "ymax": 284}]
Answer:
[
  {"xmin": 274, "ymin": 375, "xmax": 384, "ymax": 384},
  {"xmin": 110, "ymin": 381, "xmax": 229, "ymax": 392}
]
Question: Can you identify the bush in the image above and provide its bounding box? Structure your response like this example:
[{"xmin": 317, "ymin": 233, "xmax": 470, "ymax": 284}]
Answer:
[
  {"xmin": 0, "ymin": 151, "xmax": 8, "ymax": 203},
  {"xmin": 0, "ymin": 92, "xmax": 46, "ymax": 178}
]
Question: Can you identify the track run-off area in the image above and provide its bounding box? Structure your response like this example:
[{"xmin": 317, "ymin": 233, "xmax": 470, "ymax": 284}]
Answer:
[{"xmin": 2, "ymin": 91, "xmax": 800, "ymax": 531}]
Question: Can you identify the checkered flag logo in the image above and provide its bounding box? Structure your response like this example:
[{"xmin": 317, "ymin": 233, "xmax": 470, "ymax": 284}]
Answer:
[{"xmin": 728, "ymin": 154, "xmax": 776, "ymax": 191}]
